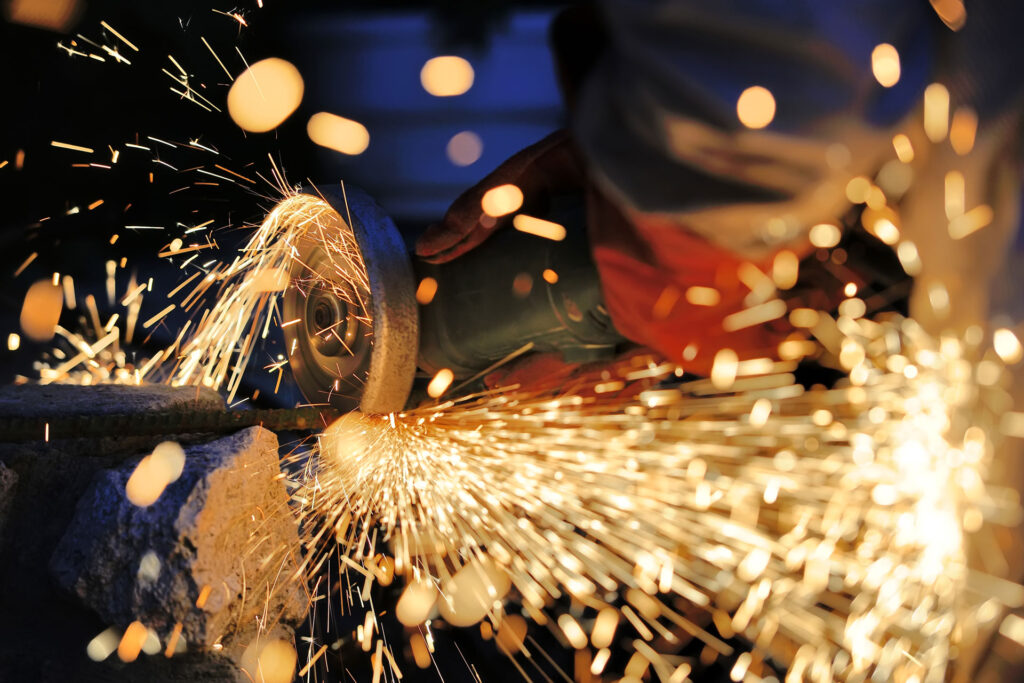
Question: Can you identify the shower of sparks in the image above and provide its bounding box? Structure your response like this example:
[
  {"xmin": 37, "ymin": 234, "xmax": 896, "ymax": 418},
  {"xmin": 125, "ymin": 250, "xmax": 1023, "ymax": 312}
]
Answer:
[
  {"xmin": 279, "ymin": 319, "xmax": 1023, "ymax": 681},
  {"xmin": 170, "ymin": 189, "xmax": 371, "ymax": 403}
]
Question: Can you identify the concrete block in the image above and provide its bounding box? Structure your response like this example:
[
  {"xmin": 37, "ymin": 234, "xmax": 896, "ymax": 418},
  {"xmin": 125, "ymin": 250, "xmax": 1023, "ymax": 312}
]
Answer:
[{"xmin": 50, "ymin": 426, "xmax": 306, "ymax": 652}]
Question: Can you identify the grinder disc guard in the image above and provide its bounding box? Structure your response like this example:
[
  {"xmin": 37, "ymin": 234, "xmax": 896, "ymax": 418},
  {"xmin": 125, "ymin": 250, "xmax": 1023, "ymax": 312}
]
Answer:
[{"xmin": 281, "ymin": 185, "xmax": 418, "ymax": 414}]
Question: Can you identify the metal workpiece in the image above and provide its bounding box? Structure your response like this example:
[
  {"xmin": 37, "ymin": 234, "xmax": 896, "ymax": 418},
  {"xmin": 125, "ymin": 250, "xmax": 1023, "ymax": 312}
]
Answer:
[{"xmin": 282, "ymin": 185, "xmax": 419, "ymax": 415}]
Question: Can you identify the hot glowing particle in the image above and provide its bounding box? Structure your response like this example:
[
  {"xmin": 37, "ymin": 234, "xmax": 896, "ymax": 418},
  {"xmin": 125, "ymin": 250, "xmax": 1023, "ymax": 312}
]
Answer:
[
  {"xmin": 945, "ymin": 170, "xmax": 965, "ymax": 219},
  {"xmin": 420, "ymin": 56, "xmax": 474, "ymax": 97},
  {"xmin": 722, "ymin": 299, "xmax": 787, "ymax": 332},
  {"xmin": 542, "ymin": 269, "xmax": 558, "ymax": 284},
  {"xmin": 685, "ymin": 286, "xmax": 721, "ymax": 307},
  {"xmin": 736, "ymin": 86, "xmax": 775, "ymax": 129},
  {"xmin": 20, "ymin": 279, "xmax": 63, "ymax": 342},
  {"xmin": 789, "ymin": 308, "xmax": 819, "ymax": 328},
  {"xmin": 710, "ymin": 348, "xmax": 739, "ymax": 389},
  {"xmin": 164, "ymin": 623, "xmax": 183, "ymax": 658},
  {"xmin": 7, "ymin": 334, "xmax": 19, "ymax": 351},
  {"xmin": 948, "ymin": 204, "xmax": 993, "ymax": 240},
  {"xmin": 86, "ymin": 626, "xmax": 120, "ymax": 662},
  {"xmin": 256, "ymin": 639, "xmax": 297, "ymax": 683},
  {"xmin": 871, "ymin": 44, "xmax": 901, "ymax": 87},
  {"xmin": 248, "ymin": 267, "xmax": 290, "ymax": 293},
  {"xmin": 950, "ymin": 107, "xmax": 977, "ymax": 155},
  {"xmin": 772, "ymin": 250, "xmax": 799, "ymax": 290},
  {"xmin": 809, "ymin": 223, "xmax": 841, "ymax": 248},
  {"xmin": 7, "ymin": 0, "xmax": 81, "ymax": 31},
  {"xmin": 558, "ymin": 614, "xmax": 588, "ymax": 649},
  {"xmin": 446, "ymin": 131, "xmax": 483, "ymax": 166},
  {"xmin": 125, "ymin": 455, "xmax": 169, "ymax": 507},
  {"xmin": 196, "ymin": 584, "xmax": 212, "ymax": 609},
  {"xmin": 930, "ymin": 0, "xmax": 966, "ymax": 30},
  {"xmin": 117, "ymin": 621, "xmax": 148, "ymax": 663},
  {"xmin": 994, "ymin": 328, "xmax": 1023, "ymax": 364},
  {"xmin": 409, "ymin": 633, "xmax": 431, "ymax": 668},
  {"xmin": 51, "ymin": 140, "xmax": 94, "ymax": 154},
  {"xmin": 481, "ymin": 184, "xmax": 524, "ymax": 217},
  {"xmin": 896, "ymin": 240, "xmax": 923, "ymax": 275},
  {"xmin": 512, "ymin": 214, "xmax": 566, "ymax": 241},
  {"xmin": 227, "ymin": 58, "xmax": 304, "ymax": 133},
  {"xmin": 892, "ymin": 133, "xmax": 915, "ymax": 163},
  {"xmin": 396, "ymin": 578, "xmax": 437, "ymax": 626},
  {"xmin": 871, "ymin": 218, "xmax": 900, "ymax": 245},
  {"xmin": 427, "ymin": 368, "xmax": 454, "ymax": 399},
  {"xmin": 415, "ymin": 277, "xmax": 438, "ymax": 305},
  {"xmin": 438, "ymin": 557, "xmax": 511, "ymax": 627},
  {"xmin": 924, "ymin": 83, "xmax": 950, "ymax": 143},
  {"xmin": 307, "ymin": 112, "xmax": 370, "ymax": 155}
]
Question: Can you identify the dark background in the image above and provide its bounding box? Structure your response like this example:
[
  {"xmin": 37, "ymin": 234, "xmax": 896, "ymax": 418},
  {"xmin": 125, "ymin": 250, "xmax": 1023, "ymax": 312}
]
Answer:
[{"xmin": 0, "ymin": 0, "xmax": 567, "ymax": 395}]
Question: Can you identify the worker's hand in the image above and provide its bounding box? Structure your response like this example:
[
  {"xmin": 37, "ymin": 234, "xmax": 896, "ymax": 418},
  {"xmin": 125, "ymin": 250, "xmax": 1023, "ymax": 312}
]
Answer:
[{"xmin": 415, "ymin": 129, "xmax": 586, "ymax": 263}]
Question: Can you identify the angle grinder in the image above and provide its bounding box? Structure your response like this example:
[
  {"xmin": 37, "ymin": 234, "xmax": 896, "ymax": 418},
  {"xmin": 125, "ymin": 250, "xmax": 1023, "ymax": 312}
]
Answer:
[{"xmin": 281, "ymin": 185, "xmax": 625, "ymax": 414}]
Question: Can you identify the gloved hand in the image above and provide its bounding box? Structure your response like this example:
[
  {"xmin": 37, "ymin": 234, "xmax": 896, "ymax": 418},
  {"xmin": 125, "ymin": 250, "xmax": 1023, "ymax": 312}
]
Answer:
[{"xmin": 415, "ymin": 129, "xmax": 586, "ymax": 263}]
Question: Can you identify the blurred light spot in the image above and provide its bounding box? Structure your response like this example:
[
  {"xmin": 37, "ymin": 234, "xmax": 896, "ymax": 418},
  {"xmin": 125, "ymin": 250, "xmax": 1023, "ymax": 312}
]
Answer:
[
  {"xmin": 948, "ymin": 204, "xmax": 993, "ymax": 240},
  {"xmin": 20, "ymin": 279, "xmax": 63, "ymax": 342},
  {"xmin": 152, "ymin": 441, "xmax": 186, "ymax": 483},
  {"xmin": 789, "ymin": 308, "xmax": 819, "ymax": 328},
  {"xmin": 771, "ymin": 250, "xmax": 799, "ymax": 290},
  {"xmin": 994, "ymin": 328, "xmax": 1023, "ymax": 364},
  {"xmin": 845, "ymin": 176, "xmax": 871, "ymax": 204},
  {"xmin": 257, "ymin": 639, "xmax": 297, "ymax": 683},
  {"xmin": 7, "ymin": 333, "xmax": 19, "ymax": 351},
  {"xmin": 438, "ymin": 557, "xmax": 510, "ymax": 627},
  {"xmin": 557, "ymin": 614, "xmax": 588, "ymax": 649},
  {"xmin": 950, "ymin": 107, "xmax": 977, "ymax": 155},
  {"xmin": 125, "ymin": 455, "xmax": 168, "ymax": 507},
  {"xmin": 809, "ymin": 223, "xmax": 841, "ymax": 248},
  {"xmin": 6, "ymin": 0, "xmax": 80, "ymax": 31},
  {"xmin": 591, "ymin": 648, "xmax": 611, "ymax": 675},
  {"xmin": 512, "ymin": 214, "xmax": 565, "ymax": 241},
  {"xmin": 652, "ymin": 286, "xmax": 680, "ymax": 319},
  {"xmin": 397, "ymin": 578, "xmax": 437, "ymax": 626},
  {"xmin": 944, "ymin": 171, "xmax": 965, "ymax": 219},
  {"xmin": 410, "ymin": 633, "xmax": 431, "ymax": 668},
  {"xmin": 307, "ymin": 112, "xmax": 369, "ymax": 155},
  {"xmin": 876, "ymin": 159, "xmax": 913, "ymax": 198},
  {"xmin": 117, "ymin": 621, "xmax": 148, "ymax": 663},
  {"xmin": 871, "ymin": 218, "xmax": 900, "ymax": 245},
  {"xmin": 87, "ymin": 627, "xmax": 120, "ymax": 662},
  {"xmin": 685, "ymin": 286, "xmax": 720, "ymax": 307},
  {"xmin": 924, "ymin": 83, "xmax": 950, "ymax": 143},
  {"xmin": 839, "ymin": 297, "xmax": 867, "ymax": 319},
  {"xmin": 227, "ymin": 58, "xmax": 304, "ymax": 133},
  {"xmin": 138, "ymin": 551, "xmax": 161, "ymax": 583},
  {"xmin": 844, "ymin": 282, "xmax": 858, "ymax": 297},
  {"xmin": 892, "ymin": 134, "xmax": 915, "ymax": 163},
  {"xmin": 542, "ymin": 269, "xmax": 558, "ymax": 284},
  {"xmin": 930, "ymin": 0, "xmax": 966, "ymax": 30},
  {"xmin": 427, "ymin": 368, "xmax": 454, "ymax": 398},
  {"xmin": 481, "ymin": 184, "xmax": 523, "ymax": 217},
  {"xmin": 446, "ymin": 131, "xmax": 483, "ymax": 166},
  {"xmin": 141, "ymin": 628, "xmax": 162, "ymax": 655},
  {"xmin": 871, "ymin": 44, "xmax": 901, "ymax": 87},
  {"xmin": 512, "ymin": 272, "xmax": 533, "ymax": 298},
  {"xmin": 415, "ymin": 277, "xmax": 438, "ymax": 305},
  {"xmin": 249, "ymin": 267, "xmax": 290, "ymax": 293},
  {"xmin": 736, "ymin": 86, "xmax": 775, "ymax": 129},
  {"xmin": 420, "ymin": 56, "xmax": 474, "ymax": 97},
  {"xmin": 711, "ymin": 349, "xmax": 738, "ymax": 389}
]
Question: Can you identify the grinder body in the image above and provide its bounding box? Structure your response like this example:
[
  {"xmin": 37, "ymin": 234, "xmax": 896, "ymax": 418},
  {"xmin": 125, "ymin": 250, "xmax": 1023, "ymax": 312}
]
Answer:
[{"xmin": 283, "ymin": 187, "xmax": 623, "ymax": 413}]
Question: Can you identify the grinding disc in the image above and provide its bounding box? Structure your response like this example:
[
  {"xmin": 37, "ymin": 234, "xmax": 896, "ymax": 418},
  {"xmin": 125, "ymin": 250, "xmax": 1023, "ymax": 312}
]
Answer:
[{"xmin": 281, "ymin": 184, "xmax": 418, "ymax": 414}]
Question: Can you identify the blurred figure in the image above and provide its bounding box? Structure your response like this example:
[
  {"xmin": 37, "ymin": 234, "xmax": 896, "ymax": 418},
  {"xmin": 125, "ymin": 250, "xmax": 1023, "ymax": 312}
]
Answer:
[{"xmin": 417, "ymin": 0, "xmax": 1024, "ymax": 375}]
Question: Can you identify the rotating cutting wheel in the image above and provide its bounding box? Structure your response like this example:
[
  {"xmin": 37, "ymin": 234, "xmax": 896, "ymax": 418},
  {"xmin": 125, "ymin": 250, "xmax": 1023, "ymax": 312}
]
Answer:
[{"xmin": 281, "ymin": 185, "xmax": 418, "ymax": 414}]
